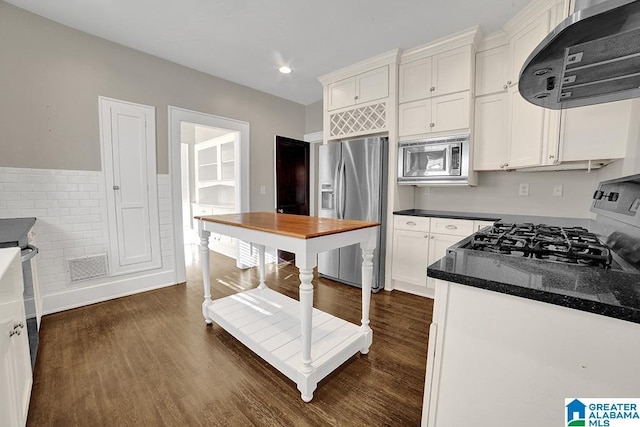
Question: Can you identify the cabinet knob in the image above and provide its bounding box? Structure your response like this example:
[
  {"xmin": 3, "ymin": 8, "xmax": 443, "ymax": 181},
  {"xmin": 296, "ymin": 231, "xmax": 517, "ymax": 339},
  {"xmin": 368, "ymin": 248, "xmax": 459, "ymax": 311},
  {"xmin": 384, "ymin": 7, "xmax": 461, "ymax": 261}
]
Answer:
[
  {"xmin": 430, "ymin": 86, "xmax": 435, "ymax": 92},
  {"xmin": 549, "ymin": 155, "xmax": 555, "ymax": 159},
  {"xmin": 406, "ymin": 221, "xmax": 417, "ymax": 226},
  {"xmin": 429, "ymin": 123, "xmax": 435, "ymax": 128},
  {"xmin": 354, "ymin": 95, "xmax": 359, "ymax": 100},
  {"xmin": 503, "ymin": 84, "xmax": 508, "ymax": 90},
  {"xmin": 430, "ymin": 236, "xmax": 435, "ymax": 240},
  {"xmin": 424, "ymin": 234, "xmax": 429, "ymax": 238},
  {"xmin": 507, "ymin": 80, "xmax": 512, "ymax": 86},
  {"xmin": 445, "ymin": 225, "xmax": 458, "ymax": 230}
]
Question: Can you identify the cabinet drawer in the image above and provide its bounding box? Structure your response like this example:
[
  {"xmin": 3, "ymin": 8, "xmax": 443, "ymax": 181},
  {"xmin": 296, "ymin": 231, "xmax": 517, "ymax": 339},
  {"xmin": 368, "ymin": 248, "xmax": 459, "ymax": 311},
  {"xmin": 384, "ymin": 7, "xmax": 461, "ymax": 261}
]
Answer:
[
  {"xmin": 430, "ymin": 218, "xmax": 474, "ymax": 236},
  {"xmin": 394, "ymin": 215, "xmax": 430, "ymax": 232},
  {"xmin": 192, "ymin": 203, "xmax": 214, "ymax": 217}
]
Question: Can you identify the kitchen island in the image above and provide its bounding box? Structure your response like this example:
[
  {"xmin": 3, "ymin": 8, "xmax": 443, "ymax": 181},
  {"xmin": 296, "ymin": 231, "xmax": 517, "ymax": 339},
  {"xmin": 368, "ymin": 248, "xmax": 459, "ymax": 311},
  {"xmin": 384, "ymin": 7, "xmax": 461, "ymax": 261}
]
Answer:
[{"xmin": 196, "ymin": 212, "xmax": 379, "ymax": 402}]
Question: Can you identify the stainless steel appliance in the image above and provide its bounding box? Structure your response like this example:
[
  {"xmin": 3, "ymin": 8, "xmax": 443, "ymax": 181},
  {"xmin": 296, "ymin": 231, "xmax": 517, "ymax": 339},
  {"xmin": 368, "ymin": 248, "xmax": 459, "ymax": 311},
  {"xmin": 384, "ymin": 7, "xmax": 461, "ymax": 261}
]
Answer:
[
  {"xmin": 520, "ymin": 0, "xmax": 640, "ymax": 109},
  {"xmin": 0, "ymin": 217, "xmax": 40, "ymax": 370},
  {"xmin": 465, "ymin": 222, "xmax": 620, "ymax": 268},
  {"xmin": 397, "ymin": 134, "xmax": 471, "ymax": 185},
  {"xmin": 453, "ymin": 173, "xmax": 640, "ymax": 274},
  {"xmin": 318, "ymin": 137, "xmax": 387, "ymax": 291}
]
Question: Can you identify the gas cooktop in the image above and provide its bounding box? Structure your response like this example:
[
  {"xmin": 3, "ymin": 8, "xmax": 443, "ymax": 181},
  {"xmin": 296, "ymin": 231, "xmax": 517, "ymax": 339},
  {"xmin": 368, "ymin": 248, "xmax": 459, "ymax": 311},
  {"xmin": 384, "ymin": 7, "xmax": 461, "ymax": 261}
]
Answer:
[{"xmin": 467, "ymin": 222, "xmax": 613, "ymax": 268}]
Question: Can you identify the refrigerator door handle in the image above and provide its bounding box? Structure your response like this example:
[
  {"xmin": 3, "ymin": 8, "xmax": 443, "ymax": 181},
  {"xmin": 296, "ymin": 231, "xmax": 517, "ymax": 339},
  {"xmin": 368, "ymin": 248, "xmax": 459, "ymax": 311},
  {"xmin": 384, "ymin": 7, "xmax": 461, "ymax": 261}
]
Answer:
[{"xmin": 338, "ymin": 160, "xmax": 346, "ymax": 219}]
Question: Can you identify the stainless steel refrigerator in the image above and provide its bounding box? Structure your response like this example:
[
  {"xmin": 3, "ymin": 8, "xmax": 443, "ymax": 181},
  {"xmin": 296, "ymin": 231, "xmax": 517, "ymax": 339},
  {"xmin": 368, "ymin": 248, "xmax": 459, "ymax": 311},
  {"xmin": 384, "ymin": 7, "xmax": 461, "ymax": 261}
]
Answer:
[{"xmin": 318, "ymin": 136, "xmax": 387, "ymax": 291}]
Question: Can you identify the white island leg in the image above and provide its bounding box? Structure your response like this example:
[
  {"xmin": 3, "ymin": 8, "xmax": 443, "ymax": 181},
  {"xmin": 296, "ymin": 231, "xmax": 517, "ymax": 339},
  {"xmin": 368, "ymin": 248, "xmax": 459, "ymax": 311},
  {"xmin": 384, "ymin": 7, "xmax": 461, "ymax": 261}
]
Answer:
[
  {"xmin": 360, "ymin": 234, "xmax": 376, "ymax": 353},
  {"xmin": 257, "ymin": 244, "xmax": 267, "ymax": 289},
  {"xmin": 198, "ymin": 223, "xmax": 212, "ymax": 324},
  {"xmin": 295, "ymin": 253, "xmax": 317, "ymax": 402}
]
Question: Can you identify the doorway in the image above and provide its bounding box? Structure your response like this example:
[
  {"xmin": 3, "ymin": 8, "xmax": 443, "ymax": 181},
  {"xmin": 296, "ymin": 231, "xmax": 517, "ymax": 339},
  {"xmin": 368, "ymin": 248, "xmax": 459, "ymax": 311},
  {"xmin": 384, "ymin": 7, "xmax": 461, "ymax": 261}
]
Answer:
[
  {"xmin": 179, "ymin": 122, "xmax": 238, "ymax": 249},
  {"xmin": 274, "ymin": 135, "xmax": 310, "ymax": 261},
  {"xmin": 168, "ymin": 107, "xmax": 250, "ymax": 283}
]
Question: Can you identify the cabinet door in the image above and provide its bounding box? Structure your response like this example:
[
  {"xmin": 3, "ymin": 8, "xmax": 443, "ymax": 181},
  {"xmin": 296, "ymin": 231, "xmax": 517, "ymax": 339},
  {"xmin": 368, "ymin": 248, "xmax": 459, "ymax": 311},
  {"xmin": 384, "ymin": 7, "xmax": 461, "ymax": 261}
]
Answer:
[
  {"xmin": 357, "ymin": 66, "xmax": 389, "ymax": 104},
  {"xmin": 509, "ymin": 10, "xmax": 551, "ymax": 84},
  {"xmin": 475, "ymin": 45, "xmax": 510, "ymax": 96},
  {"xmin": 327, "ymin": 77, "xmax": 356, "ymax": 111},
  {"xmin": 431, "ymin": 92, "xmax": 470, "ymax": 134},
  {"xmin": 507, "ymin": 85, "xmax": 544, "ymax": 168},
  {"xmin": 473, "ymin": 93, "xmax": 509, "ymax": 170},
  {"xmin": 399, "ymin": 100, "xmax": 431, "ymax": 137},
  {"xmin": 0, "ymin": 303, "xmax": 32, "ymax": 426},
  {"xmin": 427, "ymin": 233, "xmax": 466, "ymax": 291},
  {"xmin": 432, "ymin": 46, "xmax": 472, "ymax": 97},
  {"xmin": 561, "ymin": 100, "xmax": 631, "ymax": 161},
  {"xmin": 399, "ymin": 57, "xmax": 432, "ymax": 103},
  {"xmin": 392, "ymin": 229, "xmax": 430, "ymax": 287}
]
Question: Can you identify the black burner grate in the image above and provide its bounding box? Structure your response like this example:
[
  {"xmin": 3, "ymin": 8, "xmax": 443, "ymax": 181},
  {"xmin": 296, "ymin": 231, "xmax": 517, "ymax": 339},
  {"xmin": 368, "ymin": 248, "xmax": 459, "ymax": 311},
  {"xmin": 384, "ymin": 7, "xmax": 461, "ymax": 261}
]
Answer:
[{"xmin": 469, "ymin": 222, "xmax": 612, "ymax": 268}]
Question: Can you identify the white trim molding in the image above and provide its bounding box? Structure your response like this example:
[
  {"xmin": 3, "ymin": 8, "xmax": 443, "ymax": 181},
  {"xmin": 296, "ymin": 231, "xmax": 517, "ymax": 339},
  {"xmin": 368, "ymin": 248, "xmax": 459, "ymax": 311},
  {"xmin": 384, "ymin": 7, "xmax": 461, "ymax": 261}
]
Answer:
[{"xmin": 168, "ymin": 106, "xmax": 250, "ymax": 283}]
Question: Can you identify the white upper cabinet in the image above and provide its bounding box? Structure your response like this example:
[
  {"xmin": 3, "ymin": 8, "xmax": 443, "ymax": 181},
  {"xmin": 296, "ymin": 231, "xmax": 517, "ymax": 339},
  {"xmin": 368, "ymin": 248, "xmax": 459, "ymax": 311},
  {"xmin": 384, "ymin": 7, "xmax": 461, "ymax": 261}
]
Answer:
[
  {"xmin": 473, "ymin": 92, "xmax": 509, "ymax": 170},
  {"xmin": 431, "ymin": 91, "xmax": 470, "ymax": 134},
  {"xmin": 398, "ymin": 28, "xmax": 479, "ymax": 139},
  {"xmin": 327, "ymin": 66, "xmax": 389, "ymax": 111},
  {"xmin": 561, "ymin": 100, "xmax": 631, "ymax": 162},
  {"xmin": 508, "ymin": 10, "xmax": 551, "ymax": 85},
  {"xmin": 475, "ymin": 45, "xmax": 510, "ymax": 96},
  {"xmin": 507, "ymin": 84, "xmax": 545, "ymax": 168},
  {"xmin": 399, "ymin": 57, "xmax": 432, "ymax": 103},
  {"xmin": 431, "ymin": 46, "xmax": 472, "ymax": 97},
  {"xmin": 399, "ymin": 46, "xmax": 472, "ymax": 103}
]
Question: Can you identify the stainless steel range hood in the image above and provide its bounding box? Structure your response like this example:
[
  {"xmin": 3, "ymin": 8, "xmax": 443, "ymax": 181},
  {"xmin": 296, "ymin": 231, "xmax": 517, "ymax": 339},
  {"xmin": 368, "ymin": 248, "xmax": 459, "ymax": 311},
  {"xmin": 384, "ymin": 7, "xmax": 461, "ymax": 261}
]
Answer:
[{"xmin": 519, "ymin": 0, "xmax": 640, "ymax": 109}]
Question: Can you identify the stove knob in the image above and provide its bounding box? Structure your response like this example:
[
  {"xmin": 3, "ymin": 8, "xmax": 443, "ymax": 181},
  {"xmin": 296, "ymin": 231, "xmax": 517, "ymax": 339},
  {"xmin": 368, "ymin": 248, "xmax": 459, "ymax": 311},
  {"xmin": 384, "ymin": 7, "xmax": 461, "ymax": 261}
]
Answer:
[
  {"xmin": 607, "ymin": 192, "xmax": 619, "ymax": 202},
  {"xmin": 593, "ymin": 190, "xmax": 604, "ymax": 200}
]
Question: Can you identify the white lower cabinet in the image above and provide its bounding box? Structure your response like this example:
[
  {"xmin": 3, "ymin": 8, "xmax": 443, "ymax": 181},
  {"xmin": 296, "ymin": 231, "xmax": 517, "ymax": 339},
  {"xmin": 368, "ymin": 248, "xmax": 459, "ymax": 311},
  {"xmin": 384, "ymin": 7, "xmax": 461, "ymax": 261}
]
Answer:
[
  {"xmin": 0, "ymin": 249, "xmax": 32, "ymax": 427},
  {"xmin": 391, "ymin": 216, "xmax": 475, "ymax": 298},
  {"xmin": 422, "ymin": 281, "xmax": 640, "ymax": 426}
]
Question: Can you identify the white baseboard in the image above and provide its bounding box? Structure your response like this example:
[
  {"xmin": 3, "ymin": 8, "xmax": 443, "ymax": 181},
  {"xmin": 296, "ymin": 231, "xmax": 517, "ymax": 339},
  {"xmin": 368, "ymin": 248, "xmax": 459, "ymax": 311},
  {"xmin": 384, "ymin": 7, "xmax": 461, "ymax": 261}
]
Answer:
[{"xmin": 42, "ymin": 270, "xmax": 178, "ymax": 315}]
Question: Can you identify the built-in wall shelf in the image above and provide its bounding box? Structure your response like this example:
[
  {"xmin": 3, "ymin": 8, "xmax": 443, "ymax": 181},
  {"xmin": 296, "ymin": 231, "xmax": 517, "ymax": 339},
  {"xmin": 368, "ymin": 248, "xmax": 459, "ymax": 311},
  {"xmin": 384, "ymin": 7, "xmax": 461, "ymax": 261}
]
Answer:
[{"xmin": 195, "ymin": 135, "xmax": 237, "ymax": 208}]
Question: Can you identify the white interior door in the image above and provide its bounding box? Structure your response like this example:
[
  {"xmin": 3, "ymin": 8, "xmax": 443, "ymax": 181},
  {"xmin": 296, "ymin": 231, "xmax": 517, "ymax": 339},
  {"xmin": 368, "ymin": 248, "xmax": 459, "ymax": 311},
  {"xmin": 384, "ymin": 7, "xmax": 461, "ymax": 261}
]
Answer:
[{"xmin": 100, "ymin": 97, "xmax": 161, "ymax": 276}]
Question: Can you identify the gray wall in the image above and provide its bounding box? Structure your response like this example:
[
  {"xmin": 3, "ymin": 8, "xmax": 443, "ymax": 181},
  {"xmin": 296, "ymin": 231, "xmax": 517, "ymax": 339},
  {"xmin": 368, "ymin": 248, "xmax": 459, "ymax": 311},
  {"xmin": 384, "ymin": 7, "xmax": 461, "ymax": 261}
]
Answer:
[
  {"xmin": 305, "ymin": 100, "xmax": 323, "ymax": 134},
  {"xmin": 0, "ymin": 1, "xmax": 306, "ymax": 211}
]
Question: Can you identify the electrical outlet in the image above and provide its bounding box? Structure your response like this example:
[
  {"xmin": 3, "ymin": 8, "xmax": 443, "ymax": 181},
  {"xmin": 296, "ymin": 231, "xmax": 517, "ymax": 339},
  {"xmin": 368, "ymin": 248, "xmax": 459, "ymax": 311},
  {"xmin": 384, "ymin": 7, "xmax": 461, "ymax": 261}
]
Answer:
[
  {"xmin": 553, "ymin": 185, "xmax": 563, "ymax": 197},
  {"xmin": 260, "ymin": 185, "xmax": 266, "ymax": 195},
  {"xmin": 519, "ymin": 183, "xmax": 530, "ymax": 196}
]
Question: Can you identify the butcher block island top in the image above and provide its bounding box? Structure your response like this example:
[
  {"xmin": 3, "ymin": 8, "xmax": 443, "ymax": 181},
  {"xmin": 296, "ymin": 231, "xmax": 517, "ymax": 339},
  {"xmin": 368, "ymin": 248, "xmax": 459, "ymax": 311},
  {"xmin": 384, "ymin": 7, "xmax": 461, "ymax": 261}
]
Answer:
[
  {"xmin": 194, "ymin": 212, "xmax": 379, "ymax": 239},
  {"xmin": 196, "ymin": 212, "xmax": 380, "ymax": 402}
]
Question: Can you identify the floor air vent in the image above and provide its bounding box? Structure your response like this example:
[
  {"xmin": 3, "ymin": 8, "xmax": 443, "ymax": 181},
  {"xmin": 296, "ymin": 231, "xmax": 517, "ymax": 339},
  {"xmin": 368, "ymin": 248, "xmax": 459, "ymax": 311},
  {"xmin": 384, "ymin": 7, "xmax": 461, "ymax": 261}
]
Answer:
[{"xmin": 67, "ymin": 254, "xmax": 108, "ymax": 282}]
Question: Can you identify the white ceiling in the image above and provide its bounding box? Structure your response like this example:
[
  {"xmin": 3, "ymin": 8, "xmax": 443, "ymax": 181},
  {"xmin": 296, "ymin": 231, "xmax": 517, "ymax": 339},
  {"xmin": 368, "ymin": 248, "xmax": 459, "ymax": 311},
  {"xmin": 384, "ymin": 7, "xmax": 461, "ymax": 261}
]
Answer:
[{"xmin": 6, "ymin": 0, "xmax": 532, "ymax": 105}]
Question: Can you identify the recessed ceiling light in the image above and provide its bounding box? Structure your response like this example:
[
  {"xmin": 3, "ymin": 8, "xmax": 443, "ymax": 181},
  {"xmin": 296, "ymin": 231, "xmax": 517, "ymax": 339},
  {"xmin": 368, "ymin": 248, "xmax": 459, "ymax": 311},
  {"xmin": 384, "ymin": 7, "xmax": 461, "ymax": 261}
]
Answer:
[{"xmin": 278, "ymin": 66, "xmax": 292, "ymax": 74}]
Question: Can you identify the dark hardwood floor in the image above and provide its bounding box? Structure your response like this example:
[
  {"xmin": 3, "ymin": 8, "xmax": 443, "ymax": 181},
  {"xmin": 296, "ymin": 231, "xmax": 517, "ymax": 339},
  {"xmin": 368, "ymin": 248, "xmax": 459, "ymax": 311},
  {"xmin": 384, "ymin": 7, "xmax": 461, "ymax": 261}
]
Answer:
[{"xmin": 27, "ymin": 245, "xmax": 433, "ymax": 426}]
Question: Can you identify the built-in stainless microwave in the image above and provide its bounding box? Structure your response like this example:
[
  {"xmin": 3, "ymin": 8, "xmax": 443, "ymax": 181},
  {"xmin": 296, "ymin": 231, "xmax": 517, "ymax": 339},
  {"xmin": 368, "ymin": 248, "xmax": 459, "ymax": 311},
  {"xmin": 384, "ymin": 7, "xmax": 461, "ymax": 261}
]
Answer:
[{"xmin": 397, "ymin": 134, "xmax": 471, "ymax": 185}]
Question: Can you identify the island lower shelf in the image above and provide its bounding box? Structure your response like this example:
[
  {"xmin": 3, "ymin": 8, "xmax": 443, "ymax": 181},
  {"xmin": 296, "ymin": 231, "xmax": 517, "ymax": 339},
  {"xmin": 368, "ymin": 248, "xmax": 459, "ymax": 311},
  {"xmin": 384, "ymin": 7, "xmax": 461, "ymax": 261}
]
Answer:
[{"xmin": 207, "ymin": 287, "xmax": 369, "ymax": 383}]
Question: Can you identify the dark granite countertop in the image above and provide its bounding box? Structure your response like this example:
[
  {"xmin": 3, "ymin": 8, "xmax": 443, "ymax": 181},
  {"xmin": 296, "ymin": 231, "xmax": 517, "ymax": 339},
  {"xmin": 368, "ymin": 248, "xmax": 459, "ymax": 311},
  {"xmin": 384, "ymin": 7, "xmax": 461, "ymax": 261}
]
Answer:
[
  {"xmin": 428, "ymin": 248, "xmax": 640, "ymax": 324},
  {"xmin": 0, "ymin": 217, "xmax": 36, "ymax": 247}
]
